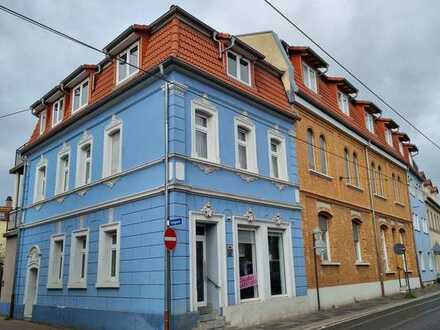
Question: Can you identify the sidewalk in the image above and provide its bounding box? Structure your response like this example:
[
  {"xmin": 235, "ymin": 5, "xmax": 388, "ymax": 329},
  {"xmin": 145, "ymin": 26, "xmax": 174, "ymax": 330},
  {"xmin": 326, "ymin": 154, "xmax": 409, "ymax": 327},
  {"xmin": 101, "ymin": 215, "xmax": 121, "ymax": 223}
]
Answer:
[
  {"xmin": 0, "ymin": 317, "xmax": 72, "ymax": 330},
  {"xmin": 230, "ymin": 283, "xmax": 440, "ymax": 330}
]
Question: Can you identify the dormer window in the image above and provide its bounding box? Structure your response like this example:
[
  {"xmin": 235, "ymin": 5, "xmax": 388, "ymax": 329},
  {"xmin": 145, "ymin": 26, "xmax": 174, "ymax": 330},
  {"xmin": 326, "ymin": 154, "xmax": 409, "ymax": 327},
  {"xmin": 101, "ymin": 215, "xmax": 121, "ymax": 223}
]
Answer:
[
  {"xmin": 302, "ymin": 62, "xmax": 317, "ymax": 92},
  {"xmin": 227, "ymin": 51, "xmax": 251, "ymax": 86},
  {"xmin": 72, "ymin": 79, "xmax": 89, "ymax": 112},
  {"xmin": 52, "ymin": 98, "xmax": 64, "ymax": 127},
  {"xmin": 365, "ymin": 112, "xmax": 375, "ymax": 133},
  {"xmin": 117, "ymin": 43, "xmax": 139, "ymax": 84},
  {"xmin": 39, "ymin": 110, "xmax": 47, "ymax": 135},
  {"xmin": 385, "ymin": 128, "xmax": 393, "ymax": 146},
  {"xmin": 399, "ymin": 142, "xmax": 404, "ymax": 155},
  {"xmin": 337, "ymin": 92, "xmax": 349, "ymax": 115}
]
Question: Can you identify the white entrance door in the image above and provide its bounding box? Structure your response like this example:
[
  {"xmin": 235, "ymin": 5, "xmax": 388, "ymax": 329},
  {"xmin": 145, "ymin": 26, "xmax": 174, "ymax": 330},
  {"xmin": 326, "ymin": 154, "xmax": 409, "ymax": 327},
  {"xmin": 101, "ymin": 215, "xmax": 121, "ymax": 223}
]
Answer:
[
  {"xmin": 196, "ymin": 229, "xmax": 207, "ymax": 307},
  {"xmin": 24, "ymin": 267, "xmax": 38, "ymax": 318}
]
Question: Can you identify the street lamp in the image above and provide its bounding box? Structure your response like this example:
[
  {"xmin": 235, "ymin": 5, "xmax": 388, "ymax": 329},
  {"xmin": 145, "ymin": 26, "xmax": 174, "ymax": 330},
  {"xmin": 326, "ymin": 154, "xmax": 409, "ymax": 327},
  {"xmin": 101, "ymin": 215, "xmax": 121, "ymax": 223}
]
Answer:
[{"xmin": 312, "ymin": 227, "xmax": 326, "ymax": 311}]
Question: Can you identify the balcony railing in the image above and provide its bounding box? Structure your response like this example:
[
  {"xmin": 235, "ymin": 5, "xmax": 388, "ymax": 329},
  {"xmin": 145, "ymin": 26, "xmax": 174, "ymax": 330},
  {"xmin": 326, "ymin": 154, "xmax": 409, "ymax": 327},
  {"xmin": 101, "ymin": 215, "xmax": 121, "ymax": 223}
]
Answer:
[{"xmin": 7, "ymin": 208, "xmax": 21, "ymax": 231}]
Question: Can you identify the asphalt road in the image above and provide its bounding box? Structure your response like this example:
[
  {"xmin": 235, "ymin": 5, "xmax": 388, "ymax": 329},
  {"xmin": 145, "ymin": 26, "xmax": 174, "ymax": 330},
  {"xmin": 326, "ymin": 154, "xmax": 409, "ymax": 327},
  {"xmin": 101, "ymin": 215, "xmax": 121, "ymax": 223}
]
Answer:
[{"xmin": 325, "ymin": 294, "xmax": 440, "ymax": 330}]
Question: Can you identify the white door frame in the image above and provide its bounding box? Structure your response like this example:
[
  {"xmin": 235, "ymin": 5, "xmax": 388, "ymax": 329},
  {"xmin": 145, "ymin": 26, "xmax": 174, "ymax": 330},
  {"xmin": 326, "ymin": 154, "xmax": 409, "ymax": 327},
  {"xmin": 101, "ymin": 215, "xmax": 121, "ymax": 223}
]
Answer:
[
  {"xmin": 23, "ymin": 246, "xmax": 41, "ymax": 319},
  {"xmin": 189, "ymin": 211, "xmax": 227, "ymax": 312},
  {"xmin": 196, "ymin": 233, "xmax": 208, "ymax": 307}
]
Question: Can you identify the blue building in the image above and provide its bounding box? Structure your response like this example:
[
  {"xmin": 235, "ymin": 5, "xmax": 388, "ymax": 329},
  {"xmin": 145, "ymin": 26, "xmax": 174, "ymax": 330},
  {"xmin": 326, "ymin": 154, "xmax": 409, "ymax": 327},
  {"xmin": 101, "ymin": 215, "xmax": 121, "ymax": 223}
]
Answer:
[
  {"xmin": 407, "ymin": 160, "xmax": 436, "ymax": 285},
  {"xmin": 2, "ymin": 7, "xmax": 307, "ymax": 329}
]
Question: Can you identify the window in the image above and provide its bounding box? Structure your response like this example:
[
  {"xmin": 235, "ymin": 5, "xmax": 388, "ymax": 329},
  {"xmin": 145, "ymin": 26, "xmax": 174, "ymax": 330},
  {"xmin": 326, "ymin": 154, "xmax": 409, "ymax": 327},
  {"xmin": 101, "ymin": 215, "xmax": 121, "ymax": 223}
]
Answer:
[
  {"xmin": 268, "ymin": 231, "xmax": 286, "ymax": 296},
  {"xmin": 419, "ymin": 251, "xmax": 425, "ymax": 271},
  {"xmin": 344, "ymin": 148, "xmax": 350, "ymax": 184},
  {"xmin": 103, "ymin": 119, "xmax": 122, "ymax": 178},
  {"xmin": 381, "ymin": 227, "xmax": 390, "ymax": 272},
  {"xmin": 34, "ymin": 163, "xmax": 47, "ymax": 202},
  {"xmin": 117, "ymin": 42, "xmax": 139, "ymax": 84},
  {"xmin": 413, "ymin": 213, "xmax": 420, "ymax": 231},
  {"xmin": 227, "ymin": 51, "xmax": 251, "ymax": 85},
  {"xmin": 399, "ymin": 142, "xmax": 404, "ymax": 155},
  {"xmin": 68, "ymin": 229, "xmax": 89, "ymax": 288},
  {"xmin": 72, "ymin": 79, "xmax": 89, "ymax": 112},
  {"xmin": 377, "ymin": 166, "xmax": 384, "ymax": 197},
  {"xmin": 52, "ymin": 98, "xmax": 64, "ymax": 126},
  {"xmin": 77, "ymin": 141, "xmax": 92, "ymax": 187},
  {"xmin": 56, "ymin": 152, "xmax": 70, "ymax": 195},
  {"xmin": 385, "ymin": 128, "xmax": 393, "ymax": 146},
  {"xmin": 268, "ymin": 134, "xmax": 288, "ymax": 180},
  {"xmin": 192, "ymin": 106, "xmax": 219, "ymax": 163},
  {"xmin": 307, "ymin": 129, "xmax": 316, "ymax": 170},
  {"xmin": 302, "ymin": 62, "xmax": 317, "ymax": 92},
  {"xmin": 319, "ymin": 135, "xmax": 328, "ymax": 174},
  {"xmin": 429, "ymin": 252, "xmax": 434, "ymax": 271},
  {"xmin": 352, "ymin": 222, "xmax": 362, "ymax": 262},
  {"xmin": 396, "ymin": 176, "xmax": 402, "ymax": 203},
  {"xmin": 48, "ymin": 234, "xmax": 65, "ymax": 288},
  {"xmin": 39, "ymin": 110, "xmax": 47, "ymax": 135},
  {"xmin": 399, "ymin": 231, "xmax": 407, "ymax": 271},
  {"xmin": 365, "ymin": 112, "xmax": 375, "ymax": 133},
  {"xmin": 352, "ymin": 153, "xmax": 360, "ymax": 187},
  {"xmin": 238, "ymin": 229, "xmax": 258, "ymax": 300},
  {"xmin": 319, "ymin": 214, "xmax": 331, "ymax": 262},
  {"xmin": 234, "ymin": 119, "xmax": 257, "ymax": 173},
  {"xmin": 97, "ymin": 223, "xmax": 120, "ymax": 287},
  {"xmin": 371, "ymin": 163, "xmax": 377, "ymax": 195},
  {"xmin": 423, "ymin": 217, "xmax": 429, "ymax": 233},
  {"xmin": 337, "ymin": 92, "xmax": 350, "ymax": 115}
]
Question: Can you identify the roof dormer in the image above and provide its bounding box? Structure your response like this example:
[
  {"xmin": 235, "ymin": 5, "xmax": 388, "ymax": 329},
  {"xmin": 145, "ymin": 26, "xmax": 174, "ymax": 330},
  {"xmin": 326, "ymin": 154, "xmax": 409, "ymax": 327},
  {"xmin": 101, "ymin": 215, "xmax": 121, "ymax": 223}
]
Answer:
[{"xmin": 325, "ymin": 76, "xmax": 357, "ymax": 116}]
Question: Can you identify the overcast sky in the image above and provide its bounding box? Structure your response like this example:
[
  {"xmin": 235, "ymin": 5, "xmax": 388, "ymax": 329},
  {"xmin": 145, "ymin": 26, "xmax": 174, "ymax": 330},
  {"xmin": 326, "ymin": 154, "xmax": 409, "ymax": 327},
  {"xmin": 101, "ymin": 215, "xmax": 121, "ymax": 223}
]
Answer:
[{"xmin": 0, "ymin": 0, "xmax": 439, "ymax": 203}]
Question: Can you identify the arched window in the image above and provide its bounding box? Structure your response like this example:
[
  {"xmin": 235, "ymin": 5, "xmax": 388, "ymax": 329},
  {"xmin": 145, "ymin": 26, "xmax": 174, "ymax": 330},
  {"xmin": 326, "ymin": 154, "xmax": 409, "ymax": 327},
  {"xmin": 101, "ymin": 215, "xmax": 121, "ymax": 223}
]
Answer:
[
  {"xmin": 397, "ymin": 176, "xmax": 402, "ymax": 203},
  {"xmin": 343, "ymin": 148, "xmax": 350, "ymax": 184},
  {"xmin": 352, "ymin": 152, "xmax": 360, "ymax": 187},
  {"xmin": 380, "ymin": 226, "xmax": 390, "ymax": 272},
  {"xmin": 377, "ymin": 165, "xmax": 384, "ymax": 196},
  {"xmin": 319, "ymin": 135, "xmax": 328, "ymax": 174},
  {"xmin": 352, "ymin": 221, "xmax": 362, "ymax": 262},
  {"xmin": 307, "ymin": 129, "xmax": 316, "ymax": 170},
  {"xmin": 319, "ymin": 213, "xmax": 331, "ymax": 262},
  {"xmin": 399, "ymin": 230, "xmax": 407, "ymax": 271},
  {"xmin": 371, "ymin": 162, "xmax": 377, "ymax": 194}
]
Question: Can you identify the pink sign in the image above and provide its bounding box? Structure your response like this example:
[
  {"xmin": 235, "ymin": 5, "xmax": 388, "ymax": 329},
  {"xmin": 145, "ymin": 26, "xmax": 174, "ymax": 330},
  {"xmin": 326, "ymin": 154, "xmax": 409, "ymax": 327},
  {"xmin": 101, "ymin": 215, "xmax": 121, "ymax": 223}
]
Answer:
[{"xmin": 240, "ymin": 274, "xmax": 257, "ymax": 289}]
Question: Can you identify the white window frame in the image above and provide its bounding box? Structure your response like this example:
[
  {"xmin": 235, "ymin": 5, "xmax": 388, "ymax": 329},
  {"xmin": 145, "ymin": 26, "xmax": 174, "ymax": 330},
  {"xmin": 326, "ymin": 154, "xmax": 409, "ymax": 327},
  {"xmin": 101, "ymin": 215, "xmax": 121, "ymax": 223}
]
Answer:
[
  {"xmin": 302, "ymin": 62, "xmax": 317, "ymax": 92},
  {"xmin": 39, "ymin": 110, "xmax": 47, "ymax": 135},
  {"xmin": 226, "ymin": 51, "xmax": 251, "ymax": 86},
  {"xmin": 381, "ymin": 228, "xmax": 390, "ymax": 272},
  {"xmin": 267, "ymin": 130, "xmax": 288, "ymax": 181},
  {"xmin": 47, "ymin": 233, "xmax": 65, "ymax": 289},
  {"xmin": 191, "ymin": 101, "xmax": 219, "ymax": 163},
  {"xmin": 71, "ymin": 79, "xmax": 89, "ymax": 113},
  {"xmin": 399, "ymin": 141, "xmax": 404, "ymax": 155},
  {"xmin": 233, "ymin": 216, "xmax": 294, "ymax": 304},
  {"xmin": 33, "ymin": 158, "xmax": 48, "ymax": 203},
  {"xmin": 234, "ymin": 117, "xmax": 258, "ymax": 173},
  {"xmin": 52, "ymin": 98, "xmax": 64, "ymax": 127},
  {"xmin": 102, "ymin": 116, "xmax": 123, "ymax": 178},
  {"xmin": 96, "ymin": 222, "xmax": 120, "ymax": 288},
  {"xmin": 76, "ymin": 135, "xmax": 93, "ymax": 187},
  {"xmin": 68, "ymin": 228, "xmax": 89, "ymax": 289},
  {"xmin": 365, "ymin": 112, "xmax": 375, "ymax": 133},
  {"xmin": 337, "ymin": 92, "xmax": 350, "ymax": 115},
  {"xmin": 413, "ymin": 213, "xmax": 420, "ymax": 231},
  {"xmin": 385, "ymin": 128, "xmax": 393, "ymax": 146},
  {"xmin": 352, "ymin": 221, "xmax": 362, "ymax": 263},
  {"xmin": 419, "ymin": 251, "xmax": 425, "ymax": 271},
  {"xmin": 55, "ymin": 145, "xmax": 71, "ymax": 195},
  {"xmin": 319, "ymin": 215, "xmax": 332, "ymax": 262},
  {"xmin": 116, "ymin": 42, "xmax": 139, "ymax": 85},
  {"xmin": 423, "ymin": 217, "xmax": 429, "ymax": 233}
]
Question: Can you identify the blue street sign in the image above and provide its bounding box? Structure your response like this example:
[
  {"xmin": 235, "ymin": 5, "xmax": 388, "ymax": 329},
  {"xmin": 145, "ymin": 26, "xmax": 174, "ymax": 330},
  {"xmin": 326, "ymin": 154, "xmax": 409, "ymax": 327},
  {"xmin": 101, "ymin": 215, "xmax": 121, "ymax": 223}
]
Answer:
[{"xmin": 169, "ymin": 218, "xmax": 183, "ymax": 226}]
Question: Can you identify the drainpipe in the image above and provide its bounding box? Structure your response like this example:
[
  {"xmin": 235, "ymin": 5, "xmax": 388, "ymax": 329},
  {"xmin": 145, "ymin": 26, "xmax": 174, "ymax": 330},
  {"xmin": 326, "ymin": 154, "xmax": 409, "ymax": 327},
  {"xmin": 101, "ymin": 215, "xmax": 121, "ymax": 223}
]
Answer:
[
  {"xmin": 212, "ymin": 32, "xmax": 236, "ymax": 60},
  {"xmin": 161, "ymin": 63, "xmax": 171, "ymax": 330},
  {"xmin": 9, "ymin": 156, "xmax": 28, "ymax": 319},
  {"xmin": 364, "ymin": 141, "xmax": 385, "ymax": 297}
]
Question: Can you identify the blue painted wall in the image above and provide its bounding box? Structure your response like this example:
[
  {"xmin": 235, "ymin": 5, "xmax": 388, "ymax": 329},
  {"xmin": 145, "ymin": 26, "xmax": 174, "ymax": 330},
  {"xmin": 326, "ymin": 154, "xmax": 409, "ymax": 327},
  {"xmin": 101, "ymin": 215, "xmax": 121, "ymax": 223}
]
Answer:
[
  {"xmin": 12, "ymin": 68, "xmax": 304, "ymax": 329},
  {"xmin": 408, "ymin": 171, "xmax": 436, "ymax": 284}
]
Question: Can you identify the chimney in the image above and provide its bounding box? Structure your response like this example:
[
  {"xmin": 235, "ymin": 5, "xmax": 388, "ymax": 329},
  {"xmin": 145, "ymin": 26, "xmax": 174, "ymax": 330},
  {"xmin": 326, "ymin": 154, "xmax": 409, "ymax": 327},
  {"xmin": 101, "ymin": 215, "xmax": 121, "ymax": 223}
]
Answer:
[{"xmin": 5, "ymin": 196, "xmax": 12, "ymax": 208}]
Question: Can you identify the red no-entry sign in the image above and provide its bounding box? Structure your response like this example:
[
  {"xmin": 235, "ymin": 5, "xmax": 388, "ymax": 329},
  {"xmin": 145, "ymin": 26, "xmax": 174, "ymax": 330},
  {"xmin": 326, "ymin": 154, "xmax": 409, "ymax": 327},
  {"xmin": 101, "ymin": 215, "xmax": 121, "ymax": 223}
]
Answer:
[{"xmin": 164, "ymin": 227, "xmax": 177, "ymax": 251}]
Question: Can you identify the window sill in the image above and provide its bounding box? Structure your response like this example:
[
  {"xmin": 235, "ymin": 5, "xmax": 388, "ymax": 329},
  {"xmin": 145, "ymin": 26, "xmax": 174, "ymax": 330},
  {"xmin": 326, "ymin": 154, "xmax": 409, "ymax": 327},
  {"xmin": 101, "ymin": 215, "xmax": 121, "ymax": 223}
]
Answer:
[
  {"xmin": 238, "ymin": 297, "xmax": 262, "ymax": 304},
  {"xmin": 72, "ymin": 104, "xmax": 88, "ymax": 114},
  {"xmin": 384, "ymin": 271, "xmax": 396, "ymax": 275},
  {"xmin": 96, "ymin": 281, "xmax": 120, "ymax": 289},
  {"xmin": 309, "ymin": 169, "xmax": 333, "ymax": 181},
  {"xmin": 374, "ymin": 193, "xmax": 387, "ymax": 201},
  {"xmin": 68, "ymin": 282, "xmax": 87, "ymax": 289},
  {"xmin": 321, "ymin": 261, "xmax": 341, "ymax": 266},
  {"xmin": 395, "ymin": 201, "xmax": 405, "ymax": 208},
  {"xmin": 346, "ymin": 183, "xmax": 363, "ymax": 192},
  {"xmin": 355, "ymin": 262, "xmax": 370, "ymax": 267},
  {"xmin": 47, "ymin": 283, "xmax": 63, "ymax": 289},
  {"xmin": 116, "ymin": 71, "xmax": 139, "ymax": 87}
]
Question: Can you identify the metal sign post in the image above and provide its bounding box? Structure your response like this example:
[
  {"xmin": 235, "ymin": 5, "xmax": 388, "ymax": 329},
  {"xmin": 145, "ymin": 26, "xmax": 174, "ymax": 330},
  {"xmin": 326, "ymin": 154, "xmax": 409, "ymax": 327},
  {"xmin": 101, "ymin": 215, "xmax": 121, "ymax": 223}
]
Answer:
[
  {"xmin": 393, "ymin": 243, "xmax": 411, "ymax": 295},
  {"xmin": 312, "ymin": 228, "xmax": 326, "ymax": 311}
]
